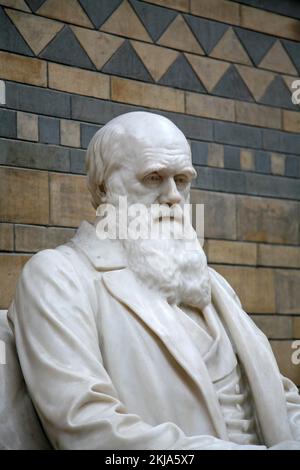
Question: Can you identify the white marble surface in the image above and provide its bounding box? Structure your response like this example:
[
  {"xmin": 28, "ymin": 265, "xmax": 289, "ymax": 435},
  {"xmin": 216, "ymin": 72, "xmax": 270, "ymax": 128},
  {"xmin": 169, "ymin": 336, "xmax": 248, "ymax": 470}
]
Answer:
[{"xmin": 0, "ymin": 311, "xmax": 50, "ymax": 449}]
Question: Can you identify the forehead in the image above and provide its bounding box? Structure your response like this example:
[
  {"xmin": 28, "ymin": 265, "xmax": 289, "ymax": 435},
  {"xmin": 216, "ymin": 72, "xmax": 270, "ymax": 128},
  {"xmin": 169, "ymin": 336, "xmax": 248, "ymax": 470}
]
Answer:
[
  {"xmin": 136, "ymin": 145, "xmax": 192, "ymax": 173},
  {"xmin": 124, "ymin": 130, "xmax": 192, "ymax": 172}
]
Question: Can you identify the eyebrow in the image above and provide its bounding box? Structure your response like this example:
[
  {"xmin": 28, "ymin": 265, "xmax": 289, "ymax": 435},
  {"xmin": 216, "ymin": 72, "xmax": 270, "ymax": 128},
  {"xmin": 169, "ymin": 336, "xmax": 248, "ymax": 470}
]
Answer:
[{"xmin": 139, "ymin": 165, "xmax": 197, "ymax": 179}]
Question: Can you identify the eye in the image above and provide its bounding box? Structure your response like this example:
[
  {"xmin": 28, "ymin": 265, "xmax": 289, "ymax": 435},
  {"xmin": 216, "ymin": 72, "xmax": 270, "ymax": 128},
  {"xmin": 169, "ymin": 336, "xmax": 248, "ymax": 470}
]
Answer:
[
  {"xmin": 143, "ymin": 172, "xmax": 162, "ymax": 186},
  {"xmin": 174, "ymin": 174, "xmax": 189, "ymax": 188}
]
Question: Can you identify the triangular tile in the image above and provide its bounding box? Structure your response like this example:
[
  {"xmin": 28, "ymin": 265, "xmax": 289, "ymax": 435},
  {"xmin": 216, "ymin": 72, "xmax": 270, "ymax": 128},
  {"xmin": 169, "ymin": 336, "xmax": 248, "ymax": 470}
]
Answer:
[
  {"xmin": 101, "ymin": 0, "xmax": 151, "ymax": 42},
  {"xmin": 258, "ymin": 40, "xmax": 297, "ymax": 75},
  {"xmin": 130, "ymin": 0, "xmax": 176, "ymax": 41},
  {"xmin": 132, "ymin": 40, "xmax": 178, "ymax": 81},
  {"xmin": 212, "ymin": 64, "xmax": 254, "ymax": 101},
  {"xmin": 159, "ymin": 53, "xmax": 205, "ymax": 93},
  {"xmin": 78, "ymin": 0, "xmax": 122, "ymax": 29},
  {"xmin": 236, "ymin": 65, "xmax": 275, "ymax": 101},
  {"xmin": 158, "ymin": 14, "xmax": 204, "ymax": 54},
  {"xmin": 1, "ymin": 0, "xmax": 30, "ymax": 12},
  {"xmin": 102, "ymin": 40, "xmax": 153, "ymax": 82},
  {"xmin": 260, "ymin": 75, "xmax": 299, "ymax": 110},
  {"xmin": 6, "ymin": 8, "xmax": 63, "ymax": 55},
  {"xmin": 210, "ymin": 28, "xmax": 251, "ymax": 66},
  {"xmin": 186, "ymin": 54, "xmax": 229, "ymax": 92},
  {"xmin": 234, "ymin": 27, "xmax": 276, "ymax": 66},
  {"xmin": 37, "ymin": 0, "xmax": 92, "ymax": 28},
  {"xmin": 283, "ymin": 75, "xmax": 297, "ymax": 93},
  {"xmin": 184, "ymin": 14, "xmax": 228, "ymax": 55},
  {"xmin": 25, "ymin": 0, "xmax": 46, "ymax": 11},
  {"xmin": 40, "ymin": 26, "xmax": 95, "ymax": 69},
  {"xmin": 72, "ymin": 26, "xmax": 124, "ymax": 70},
  {"xmin": 282, "ymin": 40, "xmax": 300, "ymax": 75},
  {"xmin": 0, "ymin": 7, "xmax": 33, "ymax": 55}
]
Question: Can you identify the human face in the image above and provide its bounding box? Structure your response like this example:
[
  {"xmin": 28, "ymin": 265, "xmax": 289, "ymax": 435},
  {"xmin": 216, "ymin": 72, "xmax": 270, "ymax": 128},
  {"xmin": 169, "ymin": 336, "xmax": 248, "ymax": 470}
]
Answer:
[{"xmin": 105, "ymin": 136, "xmax": 196, "ymax": 208}]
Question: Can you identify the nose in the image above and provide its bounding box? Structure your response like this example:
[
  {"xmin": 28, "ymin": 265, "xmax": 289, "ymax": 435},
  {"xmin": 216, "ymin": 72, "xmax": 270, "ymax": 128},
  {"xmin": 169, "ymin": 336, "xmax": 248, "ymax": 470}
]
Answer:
[{"xmin": 158, "ymin": 178, "xmax": 181, "ymax": 206}]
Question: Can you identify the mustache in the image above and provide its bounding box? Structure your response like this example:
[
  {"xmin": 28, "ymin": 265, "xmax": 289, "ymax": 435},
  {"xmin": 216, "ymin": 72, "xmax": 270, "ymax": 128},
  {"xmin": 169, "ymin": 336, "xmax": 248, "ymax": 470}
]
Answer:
[{"xmin": 150, "ymin": 204, "xmax": 185, "ymax": 223}]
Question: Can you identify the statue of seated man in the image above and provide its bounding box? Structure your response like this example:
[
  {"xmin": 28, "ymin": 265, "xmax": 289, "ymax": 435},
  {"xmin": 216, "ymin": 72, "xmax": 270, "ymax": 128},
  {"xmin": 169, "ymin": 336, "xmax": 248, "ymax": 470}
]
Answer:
[{"xmin": 8, "ymin": 112, "xmax": 300, "ymax": 450}]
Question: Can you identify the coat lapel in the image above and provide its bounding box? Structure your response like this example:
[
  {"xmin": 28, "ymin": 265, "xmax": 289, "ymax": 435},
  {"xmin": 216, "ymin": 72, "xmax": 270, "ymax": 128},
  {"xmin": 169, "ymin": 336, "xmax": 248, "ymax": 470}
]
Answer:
[
  {"xmin": 102, "ymin": 268, "xmax": 229, "ymax": 440},
  {"xmin": 209, "ymin": 268, "xmax": 293, "ymax": 446}
]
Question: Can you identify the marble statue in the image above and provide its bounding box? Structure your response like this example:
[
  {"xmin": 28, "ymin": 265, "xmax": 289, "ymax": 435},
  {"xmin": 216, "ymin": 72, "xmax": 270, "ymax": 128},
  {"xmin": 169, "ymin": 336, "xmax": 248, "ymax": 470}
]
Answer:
[{"xmin": 6, "ymin": 112, "xmax": 300, "ymax": 450}]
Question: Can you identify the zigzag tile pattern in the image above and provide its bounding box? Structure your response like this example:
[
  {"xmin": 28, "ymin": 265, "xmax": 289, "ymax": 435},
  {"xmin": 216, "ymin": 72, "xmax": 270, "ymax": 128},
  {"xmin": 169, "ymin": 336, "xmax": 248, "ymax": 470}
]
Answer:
[{"xmin": 0, "ymin": 0, "xmax": 298, "ymax": 113}]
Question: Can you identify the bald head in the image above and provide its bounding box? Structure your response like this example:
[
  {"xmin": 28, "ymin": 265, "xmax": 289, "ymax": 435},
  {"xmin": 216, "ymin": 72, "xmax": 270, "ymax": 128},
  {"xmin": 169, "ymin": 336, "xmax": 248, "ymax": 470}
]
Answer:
[
  {"xmin": 86, "ymin": 111, "xmax": 194, "ymax": 209},
  {"xmin": 109, "ymin": 111, "xmax": 189, "ymax": 149}
]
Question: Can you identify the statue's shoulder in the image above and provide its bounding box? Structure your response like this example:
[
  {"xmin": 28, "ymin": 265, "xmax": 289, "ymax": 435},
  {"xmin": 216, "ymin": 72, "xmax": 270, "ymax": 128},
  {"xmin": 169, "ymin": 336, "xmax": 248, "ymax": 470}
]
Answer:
[{"xmin": 21, "ymin": 243, "xmax": 80, "ymax": 282}]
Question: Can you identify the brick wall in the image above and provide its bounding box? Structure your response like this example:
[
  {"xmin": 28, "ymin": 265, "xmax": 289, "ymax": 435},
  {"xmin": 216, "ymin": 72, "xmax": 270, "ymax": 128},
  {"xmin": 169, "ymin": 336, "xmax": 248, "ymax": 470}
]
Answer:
[{"xmin": 0, "ymin": 0, "xmax": 299, "ymax": 384}]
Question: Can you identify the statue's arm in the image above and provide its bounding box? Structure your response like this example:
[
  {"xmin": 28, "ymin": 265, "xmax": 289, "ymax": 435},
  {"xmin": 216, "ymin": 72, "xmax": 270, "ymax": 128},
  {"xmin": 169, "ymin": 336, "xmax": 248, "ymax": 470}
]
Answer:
[{"xmin": 8, "ymin": 250, "xmax": 265, "ymax": 450}]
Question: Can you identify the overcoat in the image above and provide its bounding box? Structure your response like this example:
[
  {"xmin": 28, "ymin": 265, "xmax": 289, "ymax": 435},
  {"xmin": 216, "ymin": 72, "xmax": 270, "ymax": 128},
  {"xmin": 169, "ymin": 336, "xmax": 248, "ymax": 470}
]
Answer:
[{"xmin": 8, "ymin": 221, "xmax": 300, "ymax": 449}]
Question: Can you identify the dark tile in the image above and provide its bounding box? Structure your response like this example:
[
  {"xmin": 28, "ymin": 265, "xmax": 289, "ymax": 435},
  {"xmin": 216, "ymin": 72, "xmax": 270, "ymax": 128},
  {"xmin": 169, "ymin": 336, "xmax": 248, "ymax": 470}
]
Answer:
[
  {"xmin": 193, "ymin": 166, "xmax": 246, "ymax": 193},
  {"xmin": 102, "ymin": 40, "xmax": 153, "ymax": 82},
  {"xmin": 161, "ymin": 111, "xmax": 213, "ymax": 141},
  {"xmin": 282, "ymin": 40, "xmax": 300, "ymax": 74},
  {"xmin": 81, "ymin": 123, "xmax": 101, "ymax": 148},
  {"xmin": 224, "ymin": 146, "xmax": 240, "ymax": 170},
  {"xmin": 70, "ymin": 148, "xmax": 86, "ymax": 174},
  {"xmin": 184, "ymin": 14, "xmax": 228, "ymax": 54},
  {"xmin": 0, "ymin": 138, "xmax": 70, "ymax": 172},
  {"xmin": 255, "ymin": 151, "xmax": 271, "ymax": 174},
  {"xmin": 231, "ymin": 0, "xmax": 300, "ymax": 21},
  {"xmin": 212, "ymin": 64, "xmax": 254, "ymax": 102},
  {"xmin": 234, "ymin": 27, "xmax": 275, "ymax": 66},
  {"xmin": 214, "ymin": 121, "xmax": 262, "ymax": 149},
  {"xmin": 285, "ymin": 155, "xmax": 299, "ymax": 177},
  {"xmin": 192, "ymin": 166, "xmax": 214, "ymax": 190},
  {"xmin": 212, "ymin": 168, "xmax": 246, "ymax": 193},
  {"xmin": 159, "ymin": 54, "xmax": 205, "ymax": 93},
  {"xmin": 71, "ymin": 94, "xmax": 139, "ymax": 124},
  {"xmin": 0, "ymin": 7, "xmax": 33, "ymax": 56},
  {"xmin": 130, "ymin": 0, "xmax": 176, "ymax": 42},
  {"xmin": 193, "ymin": 165, "xmax": 300, "ymax": 200},
  {"xmin": 245, "ymin": 172, "xmax": 300, "ymax": 200},
  {"xmin": 25, "ymin": 0, "xmax": 47, "ymax": 12},
  {"xmin": 0, "ymin": 108, "xmax": 16, "ymax": 138},
  {"xmin": 39, "ymin": 116, "xmax": 60, "ymax": 144},
  {"xmin": 260, "ymin": 75, "xmax": 299, "ymax": 111},
  {"xmin": 6, "ymin": 82, "xmax": 71, "ymax": 118},
  {"xmin": 263, "ymin": 129, "xmax": 300, "ymax": 155},
  {"xmin": 78, "ymin": 0, "xmax": 122, "ymax": 29},
  {"xmin": 40, "ymin": 26, "xmax": 95, "ymax": 70},
  {"xmin": 191, "ymin": 141, "xmax": 208, "ymax": 166}
]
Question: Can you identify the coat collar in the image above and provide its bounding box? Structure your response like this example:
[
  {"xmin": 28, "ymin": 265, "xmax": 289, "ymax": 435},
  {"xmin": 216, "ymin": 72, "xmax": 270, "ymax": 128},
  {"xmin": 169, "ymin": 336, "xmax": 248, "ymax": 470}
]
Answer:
[{"xmin": 70, "ymin": 221, "xmax": 127, "ymax": 270}]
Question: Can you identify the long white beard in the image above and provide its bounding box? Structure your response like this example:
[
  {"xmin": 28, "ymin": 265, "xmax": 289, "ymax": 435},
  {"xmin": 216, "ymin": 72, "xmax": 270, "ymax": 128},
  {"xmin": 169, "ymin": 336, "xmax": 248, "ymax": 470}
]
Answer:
[
  {"xmin": 96, "ymin": 195, "xmax": 212, "ymax": 308},
  {"xmin": 121, "ymin": 222, "xmax": 211, "ymax": 309}
]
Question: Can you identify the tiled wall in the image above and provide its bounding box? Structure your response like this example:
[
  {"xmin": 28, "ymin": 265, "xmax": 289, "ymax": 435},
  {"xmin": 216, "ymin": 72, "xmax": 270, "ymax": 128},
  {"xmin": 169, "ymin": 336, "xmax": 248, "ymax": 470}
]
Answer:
[{"xmin": 0, "ymin": 0, "xmax": 299, "ymax": 384}]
